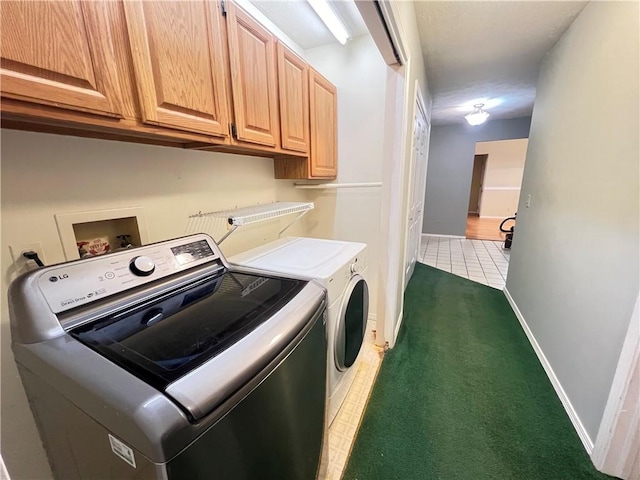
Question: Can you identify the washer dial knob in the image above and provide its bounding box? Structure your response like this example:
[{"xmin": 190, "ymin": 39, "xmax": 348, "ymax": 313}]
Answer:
[
  {"xmin": 130, "ymin": 256, "xmax": 155, "ymax": 276},
  {"xmin": 350, "ymin": 262, "xmax": 358, "ymax": 274}
]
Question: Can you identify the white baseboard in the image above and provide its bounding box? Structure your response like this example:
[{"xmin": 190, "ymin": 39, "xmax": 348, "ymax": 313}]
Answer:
[
  {"xmin": 367, "ymin": 314, "xmax": 377, "ymax": 335},
  {"xmin": 382, "ymin": 309, "xmax": 404, "ymax": 350},
  {"xmin": 479, "ymin": 215, "xmax": 508, "ymax": 219},
  {"xmin": 365, "ymin": 317, "xmax": 378, "ymax": 346},
  {"xmin": 421, "ymin": 233, "xmax": 466, "ymax": 239},
  {"xmin": 392, "ymin": 309, "xmax": 404, "ymax": 347},
  {"xmin": 503, "ymin": 288, "xmax": 594, "ymax": 454}
]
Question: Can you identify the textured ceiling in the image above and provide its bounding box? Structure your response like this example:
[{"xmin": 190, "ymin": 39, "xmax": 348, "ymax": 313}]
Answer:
[
  {"xmin": 247, "ymin": 1, "xmax": 587, "ymax": 125},
  {"xmin": 414, "ymin": 1, "xmax": 588, "ymax": 125},
  {"xmin": 249, "ymin": 0, "xmax": 369, "ymax": 50}
]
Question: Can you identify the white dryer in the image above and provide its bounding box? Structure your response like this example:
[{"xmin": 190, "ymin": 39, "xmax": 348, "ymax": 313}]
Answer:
[{"xmin": 230, "ymin": 237, "xmax": 369, "ymax": 424}]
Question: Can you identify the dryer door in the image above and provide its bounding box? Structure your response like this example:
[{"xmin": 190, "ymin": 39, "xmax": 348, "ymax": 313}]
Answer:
[{"xmin": 334, "ymin": 274, "xmax": 369, "ymax": 372}]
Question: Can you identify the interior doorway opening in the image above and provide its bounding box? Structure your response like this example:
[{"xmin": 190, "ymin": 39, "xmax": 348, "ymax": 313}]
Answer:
[
  {"xmin": 468, "ymin": 154, "xmax": 488, "ymax": 216},
  {"xmin": 465, "ymin": 139, "xmax": 528, "ymax": 241}
]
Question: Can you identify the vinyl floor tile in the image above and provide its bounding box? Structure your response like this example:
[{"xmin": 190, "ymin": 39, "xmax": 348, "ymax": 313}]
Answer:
[{"xmin": 418, "ymin": 236, "xmax": 511, "ymax": 290}]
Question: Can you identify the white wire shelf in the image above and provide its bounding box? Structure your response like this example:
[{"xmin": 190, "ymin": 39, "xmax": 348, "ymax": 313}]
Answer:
[
  {"xmin": 293, "ymin": 182, "xmax": 382, "ymax": 189},
  {"xmin": 187, "ymin": 202, "xmax": 314, "ymax": 243},
  {"xmin": 190, "ymin": 202, "xmax": 314, "ymax": 226}
]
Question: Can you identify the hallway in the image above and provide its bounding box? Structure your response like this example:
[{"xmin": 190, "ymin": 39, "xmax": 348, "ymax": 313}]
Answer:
[{"xmin": 343, "ymin": 263, "xmax": 611, "ymax": 479}]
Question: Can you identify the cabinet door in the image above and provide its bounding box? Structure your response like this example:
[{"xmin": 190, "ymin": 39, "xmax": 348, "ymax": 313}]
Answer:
[
  {"xmin": 226, "ymin": 2, "xmax": 279, "ymax": 147},
  {"xmin": 0, "ymin": 0, "xmax": 124, "ymax": 118},
  {"xmin": 123, "ymin": 1, "xmax": 229, "ymax": 137},
  {"xmin": 277, "ymin": 43, "xmax": 309, "ymax": 153},
  {"xmin": 310, "ymin": 69, "xmax": 337, "ymax": 178}
]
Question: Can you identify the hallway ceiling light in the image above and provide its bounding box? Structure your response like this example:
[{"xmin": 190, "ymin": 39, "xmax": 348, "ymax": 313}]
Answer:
[
  {"xmin": 465, "ymin": 104, "xmax": 490, "ymax": 126},
  {"xmin": 459, "ymin": 98, "xmax": 503, "ymax": 112},
  {"xmin": 307, "ymin": 0, "xmax": 350, "ymax": 45}
]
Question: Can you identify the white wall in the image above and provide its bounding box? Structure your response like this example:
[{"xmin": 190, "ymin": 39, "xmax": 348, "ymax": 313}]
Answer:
[
  {"xmin": 505, "ymin": 0, "xmax": 639, "ymax": 448},
  {"xmin": 0, "ymin": 130, "xmax": 316, "ymax": 478},
  {"xmin": 475, "ymin": 138, "xmax": 528, "ymax": 218},
  {"xmin": 304, "ymin": 34, "xmax": 387, "ymax": 321}
]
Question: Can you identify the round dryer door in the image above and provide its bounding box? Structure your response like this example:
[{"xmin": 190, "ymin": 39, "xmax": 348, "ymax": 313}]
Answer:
[{"xmin": 334, "ymin": 274, "xmax": 369, "ymax": 372}]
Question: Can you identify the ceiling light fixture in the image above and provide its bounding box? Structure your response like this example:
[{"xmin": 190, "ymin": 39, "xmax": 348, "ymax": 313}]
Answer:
[
  {"xmin": 307, "ymin": 0, "xmax": 350, "ymax": 45},
  {"xmin": 465, "ymin": 104, "xmax": 490, "ymax": 126}
]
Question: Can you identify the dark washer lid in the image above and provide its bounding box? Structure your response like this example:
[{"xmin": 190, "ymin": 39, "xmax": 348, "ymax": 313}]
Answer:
[{"xmin": 70, "ymin": 271, "xmax": 317, "ymax": 419}]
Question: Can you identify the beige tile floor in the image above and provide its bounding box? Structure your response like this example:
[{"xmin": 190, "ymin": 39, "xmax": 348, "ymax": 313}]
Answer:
[{"xmin": 321, "ymin": 322, "xmax": 384, "ymax": 480}]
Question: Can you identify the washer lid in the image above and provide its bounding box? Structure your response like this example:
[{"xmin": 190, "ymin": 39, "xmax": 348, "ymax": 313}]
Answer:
[
  {"xmin": 69, "ymin": 270, "xmax": 315, "ymax": 419},
  {"xmin": 231, "ymin": 237, "xmax": 366, "ymax": 279}
]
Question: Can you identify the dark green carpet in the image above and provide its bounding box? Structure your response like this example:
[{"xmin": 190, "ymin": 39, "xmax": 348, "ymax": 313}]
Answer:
[{"xmin": 343, "ymin": 263, "xmax": 613, "ymax": 480}]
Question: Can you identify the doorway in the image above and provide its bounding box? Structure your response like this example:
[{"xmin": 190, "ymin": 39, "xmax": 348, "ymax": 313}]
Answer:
[
  {"xmin": 466, "ymin": 139, "xmax": 529, "ymax": 241},
  {"xmin": 468, "ymin": 154, "xmax": 487, "ymax": 215},
  {"xmin": 466, "ymin": 154, "xmax": 505, "ymax": 241}
]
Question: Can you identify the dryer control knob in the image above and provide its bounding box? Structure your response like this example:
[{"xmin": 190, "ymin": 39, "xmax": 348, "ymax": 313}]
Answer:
[
  {"xmin": 130, "ymin": 256, "xmax": 155, "ymax": 276},
  {"xmin": 350, "ymin": 262, "xmax": 358, "ymax": 274}
]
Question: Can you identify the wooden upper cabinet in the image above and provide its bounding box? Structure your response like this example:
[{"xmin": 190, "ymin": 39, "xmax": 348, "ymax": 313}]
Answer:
[
  {"xmin": 0, "ymin": 0, "xmax": 125, "ymax": 118},
  {"xmin": 310, "ymin": 69, "xmax": 337, "ymax": 178},
  {"xmin": 277, "ymin": 43, "xmax": 310, "ymax": 154},
  {"xmin": 123, "ymin": 1, "xmax": 229, "ymax": 137},
  {"xmin": 226, "ymin": 2, "xmax": 279, "ymax": 147}
]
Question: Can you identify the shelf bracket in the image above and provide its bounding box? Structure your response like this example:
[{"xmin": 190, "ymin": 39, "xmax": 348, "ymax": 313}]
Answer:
[
  {"xmin": 217, "ymin": 225, "xmax": 238, "ymax": 245},
  {"xmin": 278, "ymin": 210, "xmax": 311, "ymax": 238}
]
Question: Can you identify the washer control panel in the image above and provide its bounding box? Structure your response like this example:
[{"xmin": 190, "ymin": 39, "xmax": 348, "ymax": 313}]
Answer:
[
  {"xmin": 130, "ymin": 256, "xmax": 156, "ymax": 276},
  {"xmin": 38, "ymin": 235, "xmax": 222, "ymax": 314}
]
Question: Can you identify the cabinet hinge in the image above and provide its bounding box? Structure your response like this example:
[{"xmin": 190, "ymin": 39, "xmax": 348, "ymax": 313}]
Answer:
[
  {"xmin": 221, "ymin": 0, "xmax": 227, "ymax": 16},
  {"xmin": 230, "ymin": 123, "xmax": 237, "ymax": 138}
]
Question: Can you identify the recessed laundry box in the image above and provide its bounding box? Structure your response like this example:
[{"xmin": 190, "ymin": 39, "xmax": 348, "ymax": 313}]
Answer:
[{"xmin": 230, "ymin": 237, "xmax": 369, "ymax": 424}]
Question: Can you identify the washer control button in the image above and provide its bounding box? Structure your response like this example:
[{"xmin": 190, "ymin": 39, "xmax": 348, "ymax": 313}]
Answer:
[{"xmin": 130, "ymin": 256, "xmax": 155, "ymax": 276}]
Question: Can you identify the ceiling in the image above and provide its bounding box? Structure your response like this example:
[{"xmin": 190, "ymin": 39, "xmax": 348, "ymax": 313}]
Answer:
[
  {"xmin": 249, "ymin": 1, "xmax": 587, "ymax": 126},
  {"xmin": 414, "ymin": 1, "xmax": 588, "ymax": 125},
  {"xmin": 249, "ymin": 0, "xmax": 369, "ymax": 50}
]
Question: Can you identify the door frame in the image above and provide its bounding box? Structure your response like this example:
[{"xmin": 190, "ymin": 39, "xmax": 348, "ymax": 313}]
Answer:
[
  {"xmin": 592, "ymin": 293, "xmax": 640, "ymax": 478},
  {"xmin": 378, "ymin": 60, "xmax": 408, "ymax": 349},
  {"xmin": 403, "ymin": 82, "xmax": 430, "ymax": 288},
  {"xmin": 358, "ymin": 0, "xmax": 426, "ymax": 350}
]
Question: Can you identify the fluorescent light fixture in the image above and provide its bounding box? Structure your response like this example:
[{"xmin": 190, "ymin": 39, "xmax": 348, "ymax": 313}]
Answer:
[
  {"xmin": 465, "ymin": 104, "xmax": 490, "ymax": 126},
  {"xmin": 308, "ymin": 0, "xmax": 350, "ymax": 45}
]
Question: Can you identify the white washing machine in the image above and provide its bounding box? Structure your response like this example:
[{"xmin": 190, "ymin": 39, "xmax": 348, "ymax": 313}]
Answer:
[{"xmin": 230, "ymin": 237, "xmax": 369, "ymax": 425}]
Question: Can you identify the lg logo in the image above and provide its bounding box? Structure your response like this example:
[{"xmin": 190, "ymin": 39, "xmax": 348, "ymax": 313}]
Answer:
[{"xmin": 49, "ymin": 274, "xmax": 69, "ymax": 283}]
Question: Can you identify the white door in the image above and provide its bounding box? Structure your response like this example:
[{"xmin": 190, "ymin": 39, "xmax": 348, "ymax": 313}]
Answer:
[{"xmin": 405, "ymin": 91, "xmax": 430, "ymax": 287}]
